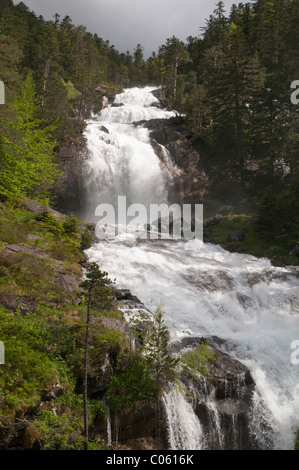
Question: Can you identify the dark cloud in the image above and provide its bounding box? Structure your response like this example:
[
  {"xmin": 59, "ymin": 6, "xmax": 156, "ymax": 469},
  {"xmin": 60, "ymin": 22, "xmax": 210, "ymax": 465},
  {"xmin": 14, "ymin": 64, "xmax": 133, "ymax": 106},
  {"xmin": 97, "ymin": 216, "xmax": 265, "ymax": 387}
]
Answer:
[{"xmin": 19, "ymin": 0, "xmax": 236, "ymax": 57}]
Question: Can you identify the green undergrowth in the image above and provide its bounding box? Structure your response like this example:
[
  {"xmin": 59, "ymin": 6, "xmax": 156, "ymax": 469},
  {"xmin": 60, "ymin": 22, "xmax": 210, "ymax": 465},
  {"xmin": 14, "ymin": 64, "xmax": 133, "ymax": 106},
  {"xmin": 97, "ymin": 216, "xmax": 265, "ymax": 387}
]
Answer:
[
  {"xmin": 205, "ymin": 213, "xmax": 299, "ymax": 266},
  {"xmin": 0, "ymin": 200, "xmax": 132, "ymax": 449},
  {"xmin": 106, "ymin": 352, "xmax": 157, "ymax": 411}
]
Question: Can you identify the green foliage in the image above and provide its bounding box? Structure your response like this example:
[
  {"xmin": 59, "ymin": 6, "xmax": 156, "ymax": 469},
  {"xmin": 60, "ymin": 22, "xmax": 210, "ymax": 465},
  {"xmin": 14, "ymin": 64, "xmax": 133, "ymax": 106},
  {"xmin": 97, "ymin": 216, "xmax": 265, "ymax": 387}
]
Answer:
[
  {"xmin": 0, "ymin": 72, "xmax": 60, "ymax": 201},
  {"xmin": 106, "ymin": 352, "xmax": 157, "ymax": 411},
  {"xmin": 0, "ymin": 308, "xmax": 67, "ymax": 414},
  {"xmin": 180, "ymin": 343, "xmax": 218, "ymax": 379},
  {"xmin": 295, "ymin": 428, "xmax": 299, "ymax": 450},
  {"xmin": 142, "ymin": 304, "xmax": 179, "ymax": 391},
  {"xmin": 61, "ymin": 79, "xmax": 81, "ymax": 102},
  {"xmin": 62, "ymin": 214, "xmax": 80, "ymax": 234},
  {"xmin": 33, "ymin": 409, "xmax": 84, "ymax": 450},
  {"xmin": 35, "ymin": 210, "xmax": 65, "ymax": 236},
  {"xmin": 80, "ymin": 262, "xmax": 113, "ymax": 310},
  {"xmin": 0, "ymin": 205, "xmax": 127, "ymax": 449},
  {"xmin": 256, "ymin": 183, "xmax": 299, "ymax": 248},
  {"xmin": 80, "ymin": 227, "xmax": 93, "ymax": 251}
]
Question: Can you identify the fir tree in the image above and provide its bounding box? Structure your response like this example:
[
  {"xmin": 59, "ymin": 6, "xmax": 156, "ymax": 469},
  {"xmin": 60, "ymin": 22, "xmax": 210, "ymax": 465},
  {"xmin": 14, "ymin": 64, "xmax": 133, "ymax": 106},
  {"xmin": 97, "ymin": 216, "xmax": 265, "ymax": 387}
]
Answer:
[
  {"xmin": 79, "ymin": 262, "xmax": 112, "ymax": 450},
  {"xmin": 142, "ymin": 304, "xmax": 179, "ymax": 394}
]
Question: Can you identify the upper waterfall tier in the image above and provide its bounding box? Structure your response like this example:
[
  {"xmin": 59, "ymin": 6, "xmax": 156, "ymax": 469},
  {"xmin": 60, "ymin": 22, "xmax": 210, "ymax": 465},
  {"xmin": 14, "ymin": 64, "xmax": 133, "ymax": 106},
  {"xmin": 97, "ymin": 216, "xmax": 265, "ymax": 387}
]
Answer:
[
  {"xmin": 80, "ymin": 86, "xmax": 176, "ymax": 222},
  {"xmin": 99, "ymin": 86, "xmax": 177, "ymax": 124}
]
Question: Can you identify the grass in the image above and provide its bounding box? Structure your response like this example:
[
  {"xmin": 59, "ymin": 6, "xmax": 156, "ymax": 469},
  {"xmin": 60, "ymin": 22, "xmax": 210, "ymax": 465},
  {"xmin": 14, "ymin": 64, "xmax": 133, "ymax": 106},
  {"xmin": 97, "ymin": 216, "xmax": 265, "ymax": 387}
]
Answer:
[{"xmin": 0, "ymin": 203, "xmax": 30, "ymax": 244}]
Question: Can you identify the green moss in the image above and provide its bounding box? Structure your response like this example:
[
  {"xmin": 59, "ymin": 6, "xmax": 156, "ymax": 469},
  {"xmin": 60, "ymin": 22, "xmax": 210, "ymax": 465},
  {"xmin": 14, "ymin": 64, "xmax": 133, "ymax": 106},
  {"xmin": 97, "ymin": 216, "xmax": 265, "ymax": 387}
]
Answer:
[
  {"xmin": 80, "ymin": 227, "xmax": 93, "ymax": 251},
  {"xmin": 180, "ymin": 342, "xmax": 218, "ymax": 379}
]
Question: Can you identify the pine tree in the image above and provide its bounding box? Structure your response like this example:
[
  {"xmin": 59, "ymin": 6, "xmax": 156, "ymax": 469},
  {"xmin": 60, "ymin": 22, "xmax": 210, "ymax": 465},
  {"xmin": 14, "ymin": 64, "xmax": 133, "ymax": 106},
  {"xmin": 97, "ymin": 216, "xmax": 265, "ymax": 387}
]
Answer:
[
  {"xmin": 79, "ymin": 262, "xmax": 112, "ymax": 450},
  {"xmin": 159, "ymin": 36, "xmax": 191, "ymax": 105},
  {"xmin": 133, "ymin": 43, "xmax": 146, "ymax": 85},
  {"xmin": 142, "ymin": 304, "xmax": 178, "ymax": 394}
]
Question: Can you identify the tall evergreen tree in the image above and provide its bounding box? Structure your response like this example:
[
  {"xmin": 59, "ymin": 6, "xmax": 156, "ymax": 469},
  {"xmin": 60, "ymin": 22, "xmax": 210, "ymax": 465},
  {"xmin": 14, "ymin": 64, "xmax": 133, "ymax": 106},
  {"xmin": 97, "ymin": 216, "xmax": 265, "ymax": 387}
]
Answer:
[
  {"xmin": 79, "ymin": 262, "xmax": 112, "ymax": 450},
  {"xmin": 0, "ymin": 71, "xmax": 59, "ymax": 200}
]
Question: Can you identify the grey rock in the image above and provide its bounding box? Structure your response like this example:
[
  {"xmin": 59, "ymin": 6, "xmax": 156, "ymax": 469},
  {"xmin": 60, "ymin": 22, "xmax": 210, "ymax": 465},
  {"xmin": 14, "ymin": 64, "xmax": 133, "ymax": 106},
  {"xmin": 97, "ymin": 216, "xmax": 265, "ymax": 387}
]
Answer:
[
  {"xmin": 172, "ymin": 336, "xmax": 258, "ymax": 450},
  {"xmin": 42, "ymin": 378, "xmax": 64, "ymax": 401}
]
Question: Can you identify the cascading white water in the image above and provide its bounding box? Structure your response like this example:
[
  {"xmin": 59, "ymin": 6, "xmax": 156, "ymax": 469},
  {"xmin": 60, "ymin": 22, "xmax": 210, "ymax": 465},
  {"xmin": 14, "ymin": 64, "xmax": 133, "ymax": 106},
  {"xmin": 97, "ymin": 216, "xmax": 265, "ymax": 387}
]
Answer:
[
  {"xmin": 78, "ymin": 87, "xmax": 177, "ymax": 222},
  {"xmin": 82, "ymin": 86, "xmax": 299, "ymax": 450},
  {"xmin": 162, "ymin": 386, "xmax": 206, "ymax": 450}
]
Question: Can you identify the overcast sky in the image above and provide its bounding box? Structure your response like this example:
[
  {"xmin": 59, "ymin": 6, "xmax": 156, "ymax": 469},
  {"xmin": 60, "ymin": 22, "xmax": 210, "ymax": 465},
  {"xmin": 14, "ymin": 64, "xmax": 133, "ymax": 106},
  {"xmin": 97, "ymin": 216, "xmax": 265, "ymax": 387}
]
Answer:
[{"xmin": 19, "ymin": 0, "xmax": 237, "ymax": 58}]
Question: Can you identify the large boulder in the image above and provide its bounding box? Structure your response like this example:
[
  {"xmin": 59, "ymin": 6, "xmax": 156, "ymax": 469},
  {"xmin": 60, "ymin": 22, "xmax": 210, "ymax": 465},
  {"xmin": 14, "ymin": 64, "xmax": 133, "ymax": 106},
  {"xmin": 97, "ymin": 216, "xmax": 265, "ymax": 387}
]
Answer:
[{"xmin": 171, "ymin": 336, "xmax": 260, "ymax": 450}]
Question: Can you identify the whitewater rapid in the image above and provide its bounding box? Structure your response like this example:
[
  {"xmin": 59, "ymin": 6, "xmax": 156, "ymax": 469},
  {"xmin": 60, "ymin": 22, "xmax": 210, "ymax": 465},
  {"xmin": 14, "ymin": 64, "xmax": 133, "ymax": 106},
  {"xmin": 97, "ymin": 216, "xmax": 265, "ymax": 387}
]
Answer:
[{"xmin": 82, "ymin": 86, "xmax": 299, "ymax": 450}]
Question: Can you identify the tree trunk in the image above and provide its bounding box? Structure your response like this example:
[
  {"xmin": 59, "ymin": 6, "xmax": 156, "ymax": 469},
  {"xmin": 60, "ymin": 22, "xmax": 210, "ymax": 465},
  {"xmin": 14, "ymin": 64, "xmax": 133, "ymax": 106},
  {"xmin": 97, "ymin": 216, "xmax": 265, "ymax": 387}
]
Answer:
[
  {"xmin": 173, "ymin": 55, "xmax": 179, "ymax": 100},
  {"xmin": 83, "ymin": 289, "xmax": 91, "ymax": 450}
]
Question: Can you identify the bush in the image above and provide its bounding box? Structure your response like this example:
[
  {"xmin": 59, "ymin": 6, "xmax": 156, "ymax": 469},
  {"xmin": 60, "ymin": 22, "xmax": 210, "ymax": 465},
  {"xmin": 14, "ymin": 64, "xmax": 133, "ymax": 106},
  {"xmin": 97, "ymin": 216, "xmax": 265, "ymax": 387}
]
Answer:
[
  {"xmin": 180, "ymin": 342, "xmax": 218, "ymax": 379},
  {"xmin": 63, "ymin": 214, "xmax": 80, "ymax": 234},
  {"xmin": 107, "ymin": 352, "xmax": 157, "ymax": 410},
  {"xmin": 0, "ymin": 309, "xmax": 64, "ymax": 413},
  {"xmin": 80, "ymin": 227, "xmax": 93, "ymax": 251},
  {"xmin": 36, "ymin": 210, "xmax": 65, "ymax": 236},
  {"xmin": 33, "ymin": 409, "xmax": 84, "ymax": 450}
]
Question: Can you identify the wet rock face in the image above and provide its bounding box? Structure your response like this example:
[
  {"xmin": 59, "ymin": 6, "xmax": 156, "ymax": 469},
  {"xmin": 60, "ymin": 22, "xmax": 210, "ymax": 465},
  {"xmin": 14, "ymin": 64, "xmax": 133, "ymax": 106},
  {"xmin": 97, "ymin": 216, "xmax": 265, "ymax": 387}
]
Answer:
[
  {"xmin": 53, "ymin": 135, "xmax": 88, "ymax": 215},
  {"xmin": 105, "ymin": 403, "xmax": 168, "ymax": 450},
  {"xmin": 172, "ymin": 337, "xmax": 257, "ymax": 450},
  {"xmin": 98, "ymin": 334, "xmax": 259, "ymax": 451},
  {"xmin": 134, "ymin": 117, "xmax": 209, "ymax": 206},
  {"xmin": 95, "ymin": 291, "xmax": 260, "ymax": 451}
]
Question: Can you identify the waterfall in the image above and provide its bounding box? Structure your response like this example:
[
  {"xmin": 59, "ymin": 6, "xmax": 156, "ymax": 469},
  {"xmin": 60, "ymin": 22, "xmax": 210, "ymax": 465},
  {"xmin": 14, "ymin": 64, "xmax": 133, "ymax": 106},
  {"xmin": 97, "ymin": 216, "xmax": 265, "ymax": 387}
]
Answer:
[
  {"xmin": 206, "ymin": 393, "xmax": 225, "ymax": 449},
  {"xmin": 78, "ymin": 87, "xmax": 177, "ymax": 222},
  {"xmin": 162, "ymin": 386, "xmax": 206, "ymax": 450},
  {"xmin": 82, "ymin": 86, "xmax": 299, "ymax": 450}
]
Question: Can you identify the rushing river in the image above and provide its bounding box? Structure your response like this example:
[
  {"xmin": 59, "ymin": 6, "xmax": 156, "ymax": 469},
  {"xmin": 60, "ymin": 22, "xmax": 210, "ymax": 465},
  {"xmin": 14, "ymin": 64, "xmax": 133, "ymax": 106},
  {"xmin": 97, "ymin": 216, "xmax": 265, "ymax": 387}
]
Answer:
[{"xmin": 80, "ymin": 86, "xmax": 299, "ymax": 450}]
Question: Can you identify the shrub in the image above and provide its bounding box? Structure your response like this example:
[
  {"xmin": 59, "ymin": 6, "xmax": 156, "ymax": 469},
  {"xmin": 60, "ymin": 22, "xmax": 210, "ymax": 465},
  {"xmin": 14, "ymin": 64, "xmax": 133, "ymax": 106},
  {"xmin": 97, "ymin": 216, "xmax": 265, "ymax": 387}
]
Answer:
[
  {"xmin": 36, "ymin": 210, "xmax": 65, "ymax": 236},
  {"xmin": 107, "ymin": 352, "xmax": 157, "ymax": 410},
  {"xmin": 180, "ymin": 342, "xmax": 218, "ymax": 379},
  {"xmin": 63, "ymin": 214, "xmax": 80, "ymax": 234},
  {"xmin": 80, "ymin": 227, "xmax": 93, "ymax": 251}
]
